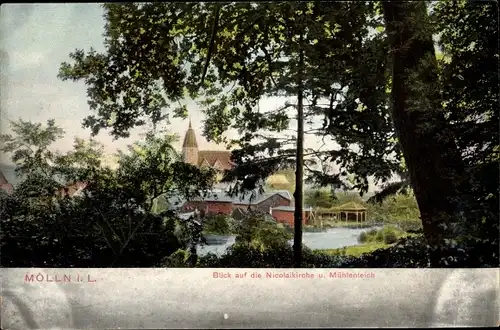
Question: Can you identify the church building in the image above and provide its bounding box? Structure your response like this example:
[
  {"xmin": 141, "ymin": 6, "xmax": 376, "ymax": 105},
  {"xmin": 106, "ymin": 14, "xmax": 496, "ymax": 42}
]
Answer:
[
  {"xmin": 181, "ymin": 120, "xmax": 234, "ymax": 171},
  {"xmin": 177, "ymin": 119, "xmax": 309, "ymax": 228}
]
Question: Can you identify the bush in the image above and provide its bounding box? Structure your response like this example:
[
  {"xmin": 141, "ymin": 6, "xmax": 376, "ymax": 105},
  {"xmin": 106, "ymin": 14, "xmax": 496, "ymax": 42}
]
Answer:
[
  {"xmin": 375, "ymin": 230, "xmax": 385, "ymax": 242},
  {"xmin": 233, "ymin": 211, "xmax": 292, "ymax": 250},
  {"xmin": 163, "ymin": 249, "xmax": 191, "ymax": 267},
  {"xmin": 194, "ymin": 232, "xmax": 497, "ymax": 268},
  {"xmin": 336, "ymin": 234, "xmax": 498, "ymax": 268},
  {"xmin": 358, "ymin": 225, "xmax": 405, "ymax": 244},
  {"xmin": 358, "ymin": 231, "xmax": 368, "ymax": 243},
  {"xmin": 203, "ymin": 214, "xmax": 231, "ymax": 235},
  {"xmin": 196, "ymin": 243, "xmax": 346, "ymax": 268},
  {"xmin": 394, "ymin": 220, "xmax": 423, "ymax": 232},
  {"xmin": 383, "ymin": 230, "xmax": 398, "ymax": 244}
]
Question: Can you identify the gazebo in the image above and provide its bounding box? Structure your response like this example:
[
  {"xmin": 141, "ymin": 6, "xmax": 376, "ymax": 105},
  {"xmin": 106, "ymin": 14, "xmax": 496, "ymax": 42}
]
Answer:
[{"xmin": 317, "ymin": 201, "xmax": 367, "ymax": 223}]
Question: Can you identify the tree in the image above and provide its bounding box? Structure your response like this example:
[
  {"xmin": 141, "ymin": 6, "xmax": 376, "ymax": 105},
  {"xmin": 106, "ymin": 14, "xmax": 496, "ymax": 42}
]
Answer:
[
  {"xmin": 59, "ymin": 2, "xmax": 390, "ymax": 266},
  {"xmin": 379, "ymin": 0, "xmax": 499, "ymax": 265},
  {"xmin": 0, "ymin": 119, "xmax": 65, "ymax": 177},
  {"xmin": 431, "ymin": 0, "xmax": 498, "ymax": 261},
  {"xmin": 58, "ymin": 2, "xmax": 498, "ymax": 266},
  {"xmin": 304, "ymin": 189, "xmax": 334, "ymax": 208},
  {"xmin": 0, "ymin": 119, "xmax": 216, "ymax": 267},
  {"xmin": 202, "ymin": 214, "xmax": 231, "ymax": 235},
  {"xmin": 380, "ymin": 1, "xmax": 470, "ymax": 261},
  {"xmin": 234, "ymin": 211, "xmax": 292, "ymax": 251},
  {"xmin": 315, "ymin": 0, "xmax": 496, "ymax": 264},
  {"xmin": 367, "ymin": 191, "xmax": 422, "ymax": 231}
]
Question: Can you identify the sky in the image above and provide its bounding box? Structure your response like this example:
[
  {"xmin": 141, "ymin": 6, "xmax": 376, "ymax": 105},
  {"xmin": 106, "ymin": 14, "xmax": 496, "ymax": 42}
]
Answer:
[
  {"xmin": 1, "ymin": 4, "xmax": 208, "ymax": 159},
  {"xmin": 0, "ymin": 4, "xmax": 382, "ymax": 190}
]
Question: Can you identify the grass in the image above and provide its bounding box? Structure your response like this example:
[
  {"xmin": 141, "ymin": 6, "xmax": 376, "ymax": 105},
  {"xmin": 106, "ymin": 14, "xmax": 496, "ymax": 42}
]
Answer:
[{"xmin": 316, "ymin": 242, "xmax": 391, "ymax": 257}]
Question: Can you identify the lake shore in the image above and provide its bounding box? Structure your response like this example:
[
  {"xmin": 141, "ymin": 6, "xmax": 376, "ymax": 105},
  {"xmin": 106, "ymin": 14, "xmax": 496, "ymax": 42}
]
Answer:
[
  {"xmin": 197, "ymin": 226, "xmax": 382, "ymax": 256},
  {"xmin": 316, "ymin": 242, "xmax": 392, "ymax": 257},
  {"xmin": 317, "ymin": 221, "xmax": 383, "ymax": 229}
]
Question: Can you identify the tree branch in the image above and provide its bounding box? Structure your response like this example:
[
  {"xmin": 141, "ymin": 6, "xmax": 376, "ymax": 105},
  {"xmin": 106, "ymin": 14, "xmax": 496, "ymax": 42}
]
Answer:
[{"xmin": 200, "ymin": 4, "xmax": 222, "ymax": 86}]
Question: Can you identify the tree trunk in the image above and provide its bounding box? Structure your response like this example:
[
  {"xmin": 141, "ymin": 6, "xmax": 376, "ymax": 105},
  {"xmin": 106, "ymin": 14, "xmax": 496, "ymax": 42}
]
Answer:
[
  {"xmin": 293, "ymin": 37, "xmax": 305, "ymax": 268},
  {"xmin": 382, "ymin": 1, "xmax": 469, "ymax": 265}
]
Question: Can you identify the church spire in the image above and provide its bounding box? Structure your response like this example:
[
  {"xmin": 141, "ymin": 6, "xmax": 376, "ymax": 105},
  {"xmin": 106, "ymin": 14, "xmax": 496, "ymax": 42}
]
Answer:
[{"xmin": 182, "ymin": 118, "xmax": 198, "ymax": 148}]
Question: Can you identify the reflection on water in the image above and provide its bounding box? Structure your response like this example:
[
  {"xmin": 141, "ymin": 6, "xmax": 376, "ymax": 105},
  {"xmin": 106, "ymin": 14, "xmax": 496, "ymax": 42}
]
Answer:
[
  {"xmin": 196, "ymin": 227, "xmax": 381, "ymax": 256},
  {"xmin": 197, "ymin": 236, "xmax": 237, "ymax": 256}
]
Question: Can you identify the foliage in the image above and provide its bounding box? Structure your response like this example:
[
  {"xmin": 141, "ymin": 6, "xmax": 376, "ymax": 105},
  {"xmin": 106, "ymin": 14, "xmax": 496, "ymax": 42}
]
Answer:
[
  {"xmin": 367, "ymin": 191, "xmax": 422, "ymax": 231},
  {"xmin": 377, "ymin": 0, "xmax": 498, "ymax": 265},
  {"xmin": 194, "ymin": 233, "xmax": 497, "ymax": 268},
  {"xmin": 368, "ymin": 177, "xmax": 411, "ymax": 204},
  {"xmin": 114, "ymin": 132, "xmax": 216, "ymax": 209},
  {"xmin": 304, "ymin": 189, "xmax": 334, "ymax": 208},
  {"xmin": 1, "ymin": 178, "xmax": 185, "ymax": 267},
  {"xmin": 431, "ymin": 0, "xmax": 498, "ymax": 254},
  {"xmin": 57, "ymin": 2, "xmax": 498, "ymax": 267},
  {"xmin": 331, "ymin": 191, "xmax": 366, "ymax": 206},
  {"xmin": 233, "ymin": 211, "xmax": 293, "ymax": 251},
  {"xmin": 196, "ymin": 244, "xmax": 343, "ymax": 268},
  {"xmin": 203, "ymin": 214, "xmax": 232, "ymax": 235},
  {"xmin": 162, "ymin": 249, "xmax": 192, "ymax": 268},
  {"xmin": 0, "ymin": 119, "xmax": 65, "ymax": 177},
  {"xmin": 337, "ymin": 235, "xmax": 498, "ymax": 268},
  {"xmin": 58, "ymin": 3, "xmax": 198, "ymax": 138},
  {"xmin": 57, "ymin": 5, "xmax": 401, "ymax": 266},
  {"xmin": 358, "ymin": 226, "xmax": 405, "ymax": 245},
  {"xmin": 358, "ymin": 231, "xmax": 369, "ymax": 244}
]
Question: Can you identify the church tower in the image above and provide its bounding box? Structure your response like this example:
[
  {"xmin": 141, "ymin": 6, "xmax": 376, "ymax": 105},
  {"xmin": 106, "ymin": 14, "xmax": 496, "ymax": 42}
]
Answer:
[{"xmin": 182, "ymin": 119, "xmax": 199, "ymax": 166}]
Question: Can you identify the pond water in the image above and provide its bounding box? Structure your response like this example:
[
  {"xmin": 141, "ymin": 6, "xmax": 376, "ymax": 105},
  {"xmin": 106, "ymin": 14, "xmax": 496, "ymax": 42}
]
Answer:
[{"xmin": 196, "ymin": 226, "xmax": 381, "ymax": 256}]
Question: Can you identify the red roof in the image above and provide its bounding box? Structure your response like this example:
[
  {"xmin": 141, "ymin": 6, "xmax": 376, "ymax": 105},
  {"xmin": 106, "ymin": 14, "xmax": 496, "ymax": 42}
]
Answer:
[
  {"xmin": 197, "ymin": 150, "xmax": 233, "ymax": 170},
  {"xmin": 0, "ymin": 183, "xmax": 13, "ymax": 194},
  {"xmin": 57, "ymin": 181, "xmax": 88, "ymax": 197},
  {"xmin": 0, "ymin": 171, "xmax": 8, "ymax": 185},
  {"xmin": 0, "ymin": 171, "xmax": 13, "ymax": 193}
]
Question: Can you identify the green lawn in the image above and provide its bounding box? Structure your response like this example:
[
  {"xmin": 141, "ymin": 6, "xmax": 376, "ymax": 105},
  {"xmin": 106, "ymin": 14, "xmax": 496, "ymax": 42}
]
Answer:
[{"xmin": 316, "ymin": 242, "xmax": 391, "ymax": 257}]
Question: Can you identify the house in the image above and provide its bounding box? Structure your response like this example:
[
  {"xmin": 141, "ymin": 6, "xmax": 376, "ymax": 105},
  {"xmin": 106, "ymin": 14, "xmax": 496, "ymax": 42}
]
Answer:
[
  {"xmin": 0, "ymin": 169, "xmax": 90, "ymax": 198},
  {"xmin": 231, "ymin": 189, "xmax": 292, "ymax": 213},
  {"xmin": 178, "ymin": 119, "xmax": 305, "ymax": 219},
  {"xmin": 181, "ymin": 120, "xmax": 234, "ymax": 171},
  {"xmin": 270, "ymin": 206, "xmax": 314, "ymax": 228},
  {"xmin": 0, "ymin": 171, "xmax": 14, "ymax": 194},
  {"xmin": 180, "ymin": 188, "xmax": 293, "ymax": 217},
  {"xmin": 56, "ymin": 181, "xmax": 88, "ymax": 198},
  {"xmin": 177, "ymin": 210, "xmax": 202, "ymax": 226},
  {"xmin": 184, "ymin": 195, "xmax": 234, "ymax": 215},
  {"xmin": 165, "ymin": 195, "xmax": 188, "ymax": 211}
]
